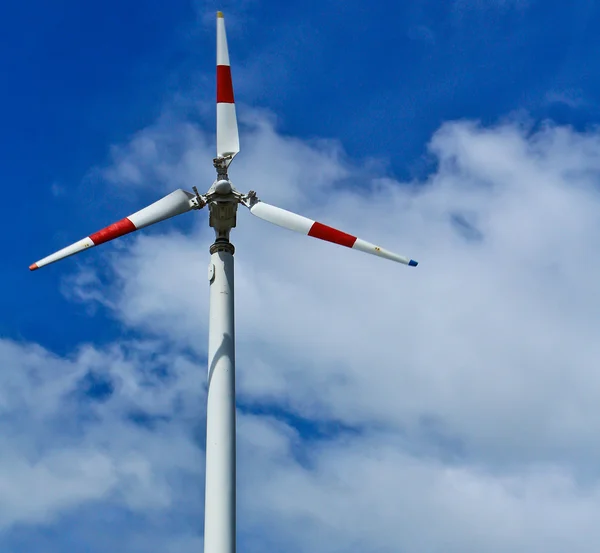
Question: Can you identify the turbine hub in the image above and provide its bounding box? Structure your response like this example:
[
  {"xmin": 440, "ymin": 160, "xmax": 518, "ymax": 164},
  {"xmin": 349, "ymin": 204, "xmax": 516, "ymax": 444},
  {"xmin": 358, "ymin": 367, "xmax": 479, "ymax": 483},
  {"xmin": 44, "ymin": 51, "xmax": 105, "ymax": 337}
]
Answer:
[{"xmin": 214, "ymin": 179, "xmax": 232, "ymax": 194}]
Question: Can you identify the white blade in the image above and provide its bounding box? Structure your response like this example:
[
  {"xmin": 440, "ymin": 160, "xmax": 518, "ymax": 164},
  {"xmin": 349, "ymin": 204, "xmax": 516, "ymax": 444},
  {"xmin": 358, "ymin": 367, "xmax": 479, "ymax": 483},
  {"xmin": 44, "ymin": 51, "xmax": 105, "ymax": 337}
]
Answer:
[
  {"xmin": 248, "ymin": 200, "xmax": 418, "ymax": 266},
  {"xmin": 30, "ymin": 189, "xmax": 195, "ymax": 271},
  {"xmin": 216, "ymin": 12, "xmax": 239, "ymax": 159}
]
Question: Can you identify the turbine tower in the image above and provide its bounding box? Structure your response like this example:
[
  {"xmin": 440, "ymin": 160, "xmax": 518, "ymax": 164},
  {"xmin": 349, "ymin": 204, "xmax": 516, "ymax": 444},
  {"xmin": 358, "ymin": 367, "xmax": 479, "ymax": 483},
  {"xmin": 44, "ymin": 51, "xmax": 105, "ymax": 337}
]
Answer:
[{"xmin": 30, "ymin": 12, "xmax": 418, "ymax": 553}]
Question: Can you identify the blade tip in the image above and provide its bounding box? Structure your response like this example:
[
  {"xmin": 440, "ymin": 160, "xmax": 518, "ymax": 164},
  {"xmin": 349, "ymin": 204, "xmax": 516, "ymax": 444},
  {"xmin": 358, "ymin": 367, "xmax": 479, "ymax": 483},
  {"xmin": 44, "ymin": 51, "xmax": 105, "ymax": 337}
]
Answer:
[
  {"xmin": 217, "ymin": 11, "xmax": 224, "ymax": 18},
  {"xmin": 29, "ymin": 263, "xmax": 39, "ymax": 271},
  {"xmin": 408, "ymin": 259, "xmax": 418, "ymax": 267}
]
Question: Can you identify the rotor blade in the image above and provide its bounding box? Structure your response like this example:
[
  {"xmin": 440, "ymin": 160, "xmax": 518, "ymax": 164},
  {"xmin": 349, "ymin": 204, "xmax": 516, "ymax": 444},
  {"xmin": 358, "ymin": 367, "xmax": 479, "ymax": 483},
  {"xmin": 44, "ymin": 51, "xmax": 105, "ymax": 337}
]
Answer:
[
  {"xmin": 216, "ymin": 11, "xmax": 239, "ymax": 159},
  {"xmin": 30, "ymin": 189, "xmax": 195, "ymax": 271},
  {"xmin": 248, "ymin": 200, "xmax": 418, "ymax": 266}
]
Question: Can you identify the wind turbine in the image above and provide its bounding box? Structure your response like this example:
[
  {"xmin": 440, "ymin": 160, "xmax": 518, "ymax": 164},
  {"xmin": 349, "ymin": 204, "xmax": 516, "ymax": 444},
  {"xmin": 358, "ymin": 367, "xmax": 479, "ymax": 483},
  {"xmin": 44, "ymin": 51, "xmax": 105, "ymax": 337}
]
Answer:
[{"xmin": 30, "ymin": 11, "xmax": 418, "ymax": 553}]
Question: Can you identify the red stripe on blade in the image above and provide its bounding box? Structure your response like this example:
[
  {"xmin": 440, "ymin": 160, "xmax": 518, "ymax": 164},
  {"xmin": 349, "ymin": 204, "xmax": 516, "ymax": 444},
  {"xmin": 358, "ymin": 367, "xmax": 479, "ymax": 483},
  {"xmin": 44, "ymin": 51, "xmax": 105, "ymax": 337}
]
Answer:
[
  {"xmin": 89, "ymin": 218, "xmax": 136, "ymax": 245},
  {"xmin": 29, "ymin": 263, "xmax": 38, "ymax": 271},
  {"xmin": 217, "ymin": 65, "xmax": 234, "ymax": 104},
  {"xmin": 308, "ymin": 222, "xmax": 357, "ymax": 248}
]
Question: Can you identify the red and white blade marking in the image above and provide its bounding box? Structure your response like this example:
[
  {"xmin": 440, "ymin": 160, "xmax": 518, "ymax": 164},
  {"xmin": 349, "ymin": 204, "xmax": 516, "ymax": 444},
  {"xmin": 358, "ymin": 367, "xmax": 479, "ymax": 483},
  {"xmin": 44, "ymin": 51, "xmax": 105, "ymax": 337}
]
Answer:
[
  {"xmin": 216, "ymin": 12, "xmax": 239, "ymax": 159},
  {"xmin": 30, "ymin": 189, "xmax": 195, "ymax": 271},
  {"xmin": 249, "ymin": 201, "xmax": 418, "ymax": 266}
]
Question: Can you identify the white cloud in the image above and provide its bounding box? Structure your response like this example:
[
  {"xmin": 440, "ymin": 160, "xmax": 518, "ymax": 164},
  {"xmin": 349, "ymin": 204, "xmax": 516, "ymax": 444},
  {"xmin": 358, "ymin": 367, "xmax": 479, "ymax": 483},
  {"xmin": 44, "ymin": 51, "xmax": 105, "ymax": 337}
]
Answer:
[
  {"xmin": 5, "ymin": 112, "xmax": 600, "ymax": 551},
  {"xmin": 101, "ymin": 115, "xmax": 215, "ymax": 194},
  {"xmin": 84, "ymin": 114, "xmax": 600, "ymax": 466},
  {"xmin": 239, "ymin": 419, "xmax": 600, "ymax": 553},
  {"xmin": 0, "ymin": 338, "xmax": 203, "ymax": 549}
]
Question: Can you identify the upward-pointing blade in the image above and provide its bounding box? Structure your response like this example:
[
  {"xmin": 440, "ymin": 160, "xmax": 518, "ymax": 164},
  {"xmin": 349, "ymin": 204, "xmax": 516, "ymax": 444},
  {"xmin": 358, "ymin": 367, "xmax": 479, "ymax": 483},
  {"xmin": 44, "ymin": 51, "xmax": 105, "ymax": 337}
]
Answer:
[
  {"xmin": 30, "ymin": 189, "xmax": 195, "ymax": 271},
  {"xmin": 248, "ymin": 200, "xmax": 418, "ymax": 266},
  {"xmin": 216, "ymin": 12, "xmax": 240, "ymax": 160}
]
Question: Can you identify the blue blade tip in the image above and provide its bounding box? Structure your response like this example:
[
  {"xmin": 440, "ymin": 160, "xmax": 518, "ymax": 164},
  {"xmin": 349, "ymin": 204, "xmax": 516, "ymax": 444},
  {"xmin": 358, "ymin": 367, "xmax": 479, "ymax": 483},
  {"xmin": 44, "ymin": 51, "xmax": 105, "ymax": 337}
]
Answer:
[{"xmin": 409, "ymin": 259, "xmax": 418, "ymax": 267}]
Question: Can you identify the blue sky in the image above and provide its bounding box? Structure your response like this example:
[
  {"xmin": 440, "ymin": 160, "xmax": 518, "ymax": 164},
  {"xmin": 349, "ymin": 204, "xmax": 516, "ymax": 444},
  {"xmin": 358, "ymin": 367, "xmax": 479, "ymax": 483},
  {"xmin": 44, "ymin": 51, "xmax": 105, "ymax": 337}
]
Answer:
[
  {"xmin": 7, "ymin": 0, "xmax": 600, "ymax": 351},
  {"xmin": 4, "ymin": 0, "xmax": 600, "ymax": 551}
]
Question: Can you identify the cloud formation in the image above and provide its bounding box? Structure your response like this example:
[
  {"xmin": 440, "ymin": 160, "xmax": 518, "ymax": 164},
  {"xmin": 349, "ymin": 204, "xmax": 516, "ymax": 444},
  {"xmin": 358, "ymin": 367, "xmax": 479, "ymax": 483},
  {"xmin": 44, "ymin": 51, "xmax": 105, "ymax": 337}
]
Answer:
[{"xmin": 5, "ymin": 111, "xmax": 600, "ymax": 552}]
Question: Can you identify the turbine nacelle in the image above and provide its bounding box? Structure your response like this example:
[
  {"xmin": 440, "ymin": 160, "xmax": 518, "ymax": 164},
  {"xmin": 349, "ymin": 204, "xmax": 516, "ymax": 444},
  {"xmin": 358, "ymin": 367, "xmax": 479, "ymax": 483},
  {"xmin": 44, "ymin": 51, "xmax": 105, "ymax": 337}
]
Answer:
[{"xmin": 207, "ymin": 182, "xmax": 239, "ymax": 241}]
